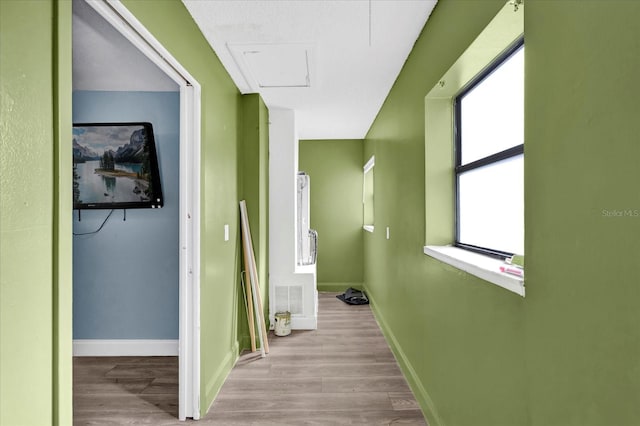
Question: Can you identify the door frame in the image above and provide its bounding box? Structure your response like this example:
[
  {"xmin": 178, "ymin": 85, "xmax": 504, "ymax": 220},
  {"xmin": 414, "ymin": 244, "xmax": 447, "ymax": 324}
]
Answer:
[{"xmin": 85, "ymin": 0, "xmax": 202, "ymax": 419}]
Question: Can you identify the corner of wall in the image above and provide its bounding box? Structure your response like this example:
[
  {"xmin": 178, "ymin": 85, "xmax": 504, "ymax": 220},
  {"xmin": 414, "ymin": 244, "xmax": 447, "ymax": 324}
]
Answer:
[
  {"xmin": 53, "ymin": 0, "xmax": 73, "ymax": 424},
  {"xmin": 202, "ymin": 340, "xmax": 241, "ymax": 418},
  {"xmin": 366, "ymin": 289, "xmax": 444, "ymax": 426},
  {"xmin": 318, "ymin": 282, "xmax": 364, "ymax": 293}
]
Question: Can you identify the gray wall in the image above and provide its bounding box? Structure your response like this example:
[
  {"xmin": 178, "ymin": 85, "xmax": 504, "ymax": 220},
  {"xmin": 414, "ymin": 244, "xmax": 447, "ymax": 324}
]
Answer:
[{"xmin": 72, "ymin": 90, "xmax": 179, "ymax": 339}]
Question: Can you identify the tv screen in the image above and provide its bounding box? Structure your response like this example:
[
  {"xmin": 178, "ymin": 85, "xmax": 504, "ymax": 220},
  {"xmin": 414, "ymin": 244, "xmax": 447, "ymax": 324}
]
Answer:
[{"xmin": 73, "ymin": 122, "xmax": 164, "ymax": 210}]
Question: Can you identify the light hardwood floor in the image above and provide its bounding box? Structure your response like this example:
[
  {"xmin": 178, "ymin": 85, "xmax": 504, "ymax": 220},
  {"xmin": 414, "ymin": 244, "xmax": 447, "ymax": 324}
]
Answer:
[
  {"xmin": 73, "ymin": 292, "xmax": 427, "ymax": 425},
  {"xmin": 74, "ymin": 356, "xmax": 179, "ymax": 425}
]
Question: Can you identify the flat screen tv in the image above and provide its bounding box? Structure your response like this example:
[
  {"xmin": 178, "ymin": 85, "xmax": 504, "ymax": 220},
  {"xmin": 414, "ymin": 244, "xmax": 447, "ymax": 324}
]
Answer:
[{"xmin": 73, "ymin": 122, "xmax": 164, "ymax": 210}]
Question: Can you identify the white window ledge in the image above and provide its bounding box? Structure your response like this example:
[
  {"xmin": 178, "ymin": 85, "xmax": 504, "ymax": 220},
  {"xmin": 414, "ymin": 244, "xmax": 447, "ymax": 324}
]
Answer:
[
  {"xmin": 363, "ymin": 225, "xmax": 374, "ymax": 233},
  {"xmin": 424, "ymin": 245, "xmax": 525, "ymax": 297}
]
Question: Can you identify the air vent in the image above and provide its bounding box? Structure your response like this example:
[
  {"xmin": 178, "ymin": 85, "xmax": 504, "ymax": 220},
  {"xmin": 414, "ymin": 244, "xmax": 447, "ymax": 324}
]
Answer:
[{"xmin": 274, "ymin": 285, "xmax": 304, "ymax": 315}]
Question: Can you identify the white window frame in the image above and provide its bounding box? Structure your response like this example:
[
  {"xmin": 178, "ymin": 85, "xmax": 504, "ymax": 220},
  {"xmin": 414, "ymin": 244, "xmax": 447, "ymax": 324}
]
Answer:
[{"xmin": 363, "ymin": 155, "xmax": 375, "ymax": 232}]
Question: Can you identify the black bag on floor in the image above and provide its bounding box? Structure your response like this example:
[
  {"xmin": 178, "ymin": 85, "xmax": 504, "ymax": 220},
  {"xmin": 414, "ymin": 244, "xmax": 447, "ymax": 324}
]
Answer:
[{"xmin": 336, "ymin": 287, "xmax": 369, "ymax": 305}]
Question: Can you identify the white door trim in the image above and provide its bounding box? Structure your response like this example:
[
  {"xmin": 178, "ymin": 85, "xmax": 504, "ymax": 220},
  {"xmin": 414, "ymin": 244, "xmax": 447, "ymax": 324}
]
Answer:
[{"xmin": 85, "ymin": 0, "xmax": 202, "ymax": 420}]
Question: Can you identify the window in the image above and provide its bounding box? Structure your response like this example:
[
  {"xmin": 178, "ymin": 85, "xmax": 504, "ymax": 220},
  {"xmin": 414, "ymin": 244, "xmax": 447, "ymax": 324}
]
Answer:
[
  {"xmin": 423, "ymin": 0, "xmax": 525, "ymax": 296},
  {"xmin": 363, "ymin": 155, "xmax": 375, "ymax": 232},
  {"xmin": 454, "ymin": 40, "xmax": 524, "ymax": 257}
]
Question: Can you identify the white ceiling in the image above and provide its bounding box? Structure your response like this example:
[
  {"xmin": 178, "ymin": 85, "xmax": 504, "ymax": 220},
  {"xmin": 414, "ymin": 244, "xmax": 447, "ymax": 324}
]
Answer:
[
  {"xmin": 182, "ymin": 0, "xmax": 437, "ymax": 140},
  {"xmin": 73, "ymin": 0, "xmax": 437, "ymax": 139}
]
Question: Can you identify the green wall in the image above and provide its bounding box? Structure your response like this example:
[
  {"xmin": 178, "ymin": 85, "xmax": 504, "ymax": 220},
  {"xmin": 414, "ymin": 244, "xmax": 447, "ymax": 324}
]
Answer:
[
  {"xmin": 524, "ymin": 1, "xmax": 640, "ymax": 425},
  {"xmin": 239, "ymin": 93, "xmax": 270, "ymax": 341},
  {"xmin": 1, "ymin": 0, "xmax": 266, "ymax": 422},
  {"xmin": 299, "ymin": 139, "xmax": 364, "ymax": 291},
  {"xmin": 364, "ymin": 1, "xmax": 640, "ymax": 426},
  {"xmin": 0, "ymin": 1, "xmax": 72, "ymax": 425},
  {"xmin": 5, "ymin": 0, "xmax": 639, "ymax": 424}
]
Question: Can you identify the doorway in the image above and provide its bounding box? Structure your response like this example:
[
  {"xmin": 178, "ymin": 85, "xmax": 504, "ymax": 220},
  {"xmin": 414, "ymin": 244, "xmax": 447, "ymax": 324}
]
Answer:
[{"xmin": 71, "ymin": 0, "xmax": 201, "ymax": 420}]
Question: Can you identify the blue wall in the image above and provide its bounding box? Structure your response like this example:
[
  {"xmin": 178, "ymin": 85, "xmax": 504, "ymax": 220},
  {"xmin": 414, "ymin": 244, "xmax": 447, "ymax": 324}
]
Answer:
[{"xmin": 73, "ymin": 91, "xmax": 179, "ymax": 339}]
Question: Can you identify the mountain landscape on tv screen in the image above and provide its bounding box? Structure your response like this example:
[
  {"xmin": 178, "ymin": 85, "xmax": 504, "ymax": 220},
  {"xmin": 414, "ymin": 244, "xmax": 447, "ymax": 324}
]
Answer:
[{"xmin": 73, "ymin": 125, "xmax": 157, "ymax": 207}]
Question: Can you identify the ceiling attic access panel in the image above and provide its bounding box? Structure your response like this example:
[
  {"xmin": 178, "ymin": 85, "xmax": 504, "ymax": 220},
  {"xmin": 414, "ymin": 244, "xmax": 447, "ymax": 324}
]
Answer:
[{"xmin": 228, "ymin": 43, "xmax": 315, "ymax": 90}]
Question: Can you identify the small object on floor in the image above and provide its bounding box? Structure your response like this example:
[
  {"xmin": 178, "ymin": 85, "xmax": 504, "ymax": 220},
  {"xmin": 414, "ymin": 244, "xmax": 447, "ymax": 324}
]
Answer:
[
  {"xmin": 337, "ymin": 287, "xmax": 369, "ymax": 305},
  {"xmin": 274, "ymin": 311, "xmax": 292, "ymax": 336}
]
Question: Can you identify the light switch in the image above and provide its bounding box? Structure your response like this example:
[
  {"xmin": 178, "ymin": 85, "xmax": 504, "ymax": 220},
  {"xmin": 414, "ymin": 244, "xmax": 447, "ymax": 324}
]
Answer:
[
  {"xmin": 224, "ymin": 224, "xmax": 229, "ymax": 241},
  {"xmin": 386, "ymin": 227, "xmax": 390, "ymax": 240}
]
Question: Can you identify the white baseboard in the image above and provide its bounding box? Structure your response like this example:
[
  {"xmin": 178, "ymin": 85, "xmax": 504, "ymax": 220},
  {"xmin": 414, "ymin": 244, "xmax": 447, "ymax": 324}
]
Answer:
[
  {"xmin": 291, "ymin": 316, "xmax": 318, "ymax": 330},
  {"xmin": 73, "ymin": 339, "xmax": 179, "ymax": 356}
]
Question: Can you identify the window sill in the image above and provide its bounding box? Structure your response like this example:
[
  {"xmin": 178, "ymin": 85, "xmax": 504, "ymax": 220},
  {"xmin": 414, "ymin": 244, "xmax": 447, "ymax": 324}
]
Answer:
[
  {"xmin": 423, "ymin": 245, "xmax": 525, "ymax": 297},
  {"xmin": 363, "ymin": 225, "xmax": 374, "ymax": 233}
]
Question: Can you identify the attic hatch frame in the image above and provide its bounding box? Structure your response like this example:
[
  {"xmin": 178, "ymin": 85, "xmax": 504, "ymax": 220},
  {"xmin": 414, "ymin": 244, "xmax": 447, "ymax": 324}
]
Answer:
[{"xmin": 84, "ymin": 0, "xmax": 202, "ymax": 420}]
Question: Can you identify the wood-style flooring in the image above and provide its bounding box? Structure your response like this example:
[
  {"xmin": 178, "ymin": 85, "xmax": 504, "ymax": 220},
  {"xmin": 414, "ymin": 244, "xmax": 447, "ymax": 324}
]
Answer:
[
  {"xmin": 74, "ymin": 356, "xmax": 179, "ymax": 425},
  {"xmin": 73, "ymin": 292, "xmax": 427, "ymax": 425}
]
